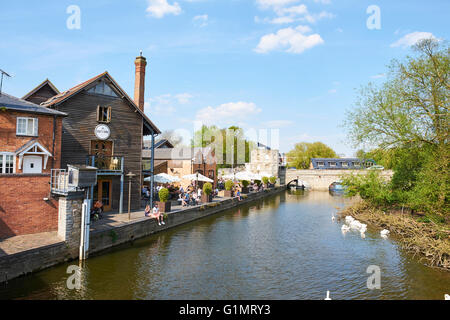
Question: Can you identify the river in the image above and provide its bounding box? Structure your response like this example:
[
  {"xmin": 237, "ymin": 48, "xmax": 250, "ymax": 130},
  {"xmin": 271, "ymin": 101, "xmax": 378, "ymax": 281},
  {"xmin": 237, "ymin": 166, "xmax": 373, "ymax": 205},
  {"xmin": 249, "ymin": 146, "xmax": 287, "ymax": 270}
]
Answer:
[{"xmin": 0, "ymin": 190, "xmax": 448, "ymax": 300}]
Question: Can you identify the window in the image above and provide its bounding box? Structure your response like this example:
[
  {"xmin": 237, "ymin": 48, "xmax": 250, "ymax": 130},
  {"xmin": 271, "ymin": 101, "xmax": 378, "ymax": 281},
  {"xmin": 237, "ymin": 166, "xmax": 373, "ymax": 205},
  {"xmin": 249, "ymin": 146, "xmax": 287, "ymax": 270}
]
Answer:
[
  {"xmin": 317, "ymin": 161, "xmax": 325, "ymax": 167},
  {"xmin": 87, "ymin": 81, "xmax": 118, "ymax": 97},
  {"xmin": 353, "ymin": 162, "xmax": 361, "ymax": 167},
  {"xmin": 329, "ymin": 161, "xmax": 337, "ymax": 167},
  {"xmin": 97, "ymin": 106, "xmax": 111, "ymax": 123},
  {"xmin": 342, "ymin": 162, "xmax": 348, "ymax": 168},
  {"xmin": 16, "ymin": 117, "xmax": 38, "ymax": 136},
  {"xmin": 0, "ymin": 153, "xmax": 15, "ymax": 174}
]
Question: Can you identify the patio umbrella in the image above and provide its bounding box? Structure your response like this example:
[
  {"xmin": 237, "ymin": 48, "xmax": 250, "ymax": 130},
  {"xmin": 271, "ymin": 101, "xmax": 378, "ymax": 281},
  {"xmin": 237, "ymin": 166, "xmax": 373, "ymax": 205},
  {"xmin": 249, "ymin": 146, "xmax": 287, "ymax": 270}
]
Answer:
[
  {"xmin": 222, "ymin": 173, "xmax": 236, "ymax": 180},
  {"xmin": 182, "ymin": 173, "xmax": 213, "ymax": 183},
  {"xmin": 235, "ymin": 171, "xmax": 257, "ymax": 181},
  {"xmin": 145, "ymin": 173, "xmax": 180, "ymax": 184}
]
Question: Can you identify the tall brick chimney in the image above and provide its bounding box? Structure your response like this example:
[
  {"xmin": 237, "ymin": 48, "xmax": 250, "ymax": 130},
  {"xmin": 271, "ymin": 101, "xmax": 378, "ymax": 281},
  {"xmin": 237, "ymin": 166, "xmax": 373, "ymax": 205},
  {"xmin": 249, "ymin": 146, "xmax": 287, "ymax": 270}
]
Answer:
[{"xmin": 134, "ymin": 52, "xmax": 147, "ymax": 112}]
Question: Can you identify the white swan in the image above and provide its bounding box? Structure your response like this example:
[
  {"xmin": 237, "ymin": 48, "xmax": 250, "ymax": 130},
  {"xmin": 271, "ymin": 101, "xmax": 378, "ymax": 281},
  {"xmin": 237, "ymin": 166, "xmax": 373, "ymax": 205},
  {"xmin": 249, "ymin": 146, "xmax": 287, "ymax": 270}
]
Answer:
[
  {"xmin": 331, "ymin": 215, "xmax": 335, "ymax": 221},
  {"xmin": 445, "ymin": 294, "xmax": 449, "ymax": 300},
  {"xmin": 341, "ymin": 225, "xmax": 350, "ymax": 233},
  {"xmin": 345, "ymin": 216, "xmax": 355, "ymax": 224},
  {"xmin": 380, "ymin": 229, "xmax": 390, "ymax": 238},
  {"xmin": 350, "ymin": 220, "xmax": 363, "ymax": 230},
  {"xmin": 324, "ymin": 291, "xmax": 332, "ymax": 300}
]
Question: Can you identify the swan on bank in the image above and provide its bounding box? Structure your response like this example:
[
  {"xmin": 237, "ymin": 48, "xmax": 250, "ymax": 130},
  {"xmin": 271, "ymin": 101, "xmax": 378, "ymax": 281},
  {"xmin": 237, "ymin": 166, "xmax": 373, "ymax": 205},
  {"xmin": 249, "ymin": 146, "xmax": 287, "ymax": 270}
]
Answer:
[{"xmin": 341, "ymin": 225, "xmax": 350, "ymax": 233}]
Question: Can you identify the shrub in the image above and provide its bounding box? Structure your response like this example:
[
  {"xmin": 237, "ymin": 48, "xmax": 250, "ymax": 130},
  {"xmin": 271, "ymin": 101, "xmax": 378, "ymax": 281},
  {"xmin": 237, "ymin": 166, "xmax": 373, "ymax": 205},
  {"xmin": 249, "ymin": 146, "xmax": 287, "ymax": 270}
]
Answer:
[
  {"xmin": 241, "ymin": 180, "xmax": 249, "ymax": 188},
  {"xmin": 225, "ymin": 180, "xmax": 234, "ymax": 191},
  {"xmin": 158, "ymin": 188, "xmax": 170, "ymax": 202},
  {"xmin": 254, "ymin": 180, "xmax": 261, "ymax": 186},
  {"xmin": 203, "ymin": 182, "xmax": 213, "ymax": 195},
  {"xmin": 269, "ymin": 176, "xmax": 277, "ymax": 184},
  {"xmin": 262, "ymin": 177, "xmax": 269, "ymax": 185}
]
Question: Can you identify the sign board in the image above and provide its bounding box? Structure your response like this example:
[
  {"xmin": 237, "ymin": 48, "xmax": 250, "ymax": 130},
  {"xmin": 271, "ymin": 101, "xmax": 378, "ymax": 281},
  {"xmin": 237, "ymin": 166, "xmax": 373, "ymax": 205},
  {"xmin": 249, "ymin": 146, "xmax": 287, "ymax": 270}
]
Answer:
[{"xmin": 94, "ymin": 124, "xmax": 110, "ymax": 140}]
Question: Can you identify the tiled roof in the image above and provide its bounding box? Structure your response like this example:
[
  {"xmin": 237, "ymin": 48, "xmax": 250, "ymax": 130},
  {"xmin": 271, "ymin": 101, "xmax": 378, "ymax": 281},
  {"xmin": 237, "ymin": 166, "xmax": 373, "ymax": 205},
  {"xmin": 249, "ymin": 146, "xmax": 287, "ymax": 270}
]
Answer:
[
  {"xmin": 0, "ymin": 92, "xmax": 67, "ymax": 116},
  {"xmin": 41, "ymin": 72, "xmax": 161, "ymax": 134},
  {"xmin": 143, "ymin": 139, "xmax": 174, "ymax": 149},
  {"xmin": 22, "ymin": 79, "xmax": 59, "ymax": 101}
]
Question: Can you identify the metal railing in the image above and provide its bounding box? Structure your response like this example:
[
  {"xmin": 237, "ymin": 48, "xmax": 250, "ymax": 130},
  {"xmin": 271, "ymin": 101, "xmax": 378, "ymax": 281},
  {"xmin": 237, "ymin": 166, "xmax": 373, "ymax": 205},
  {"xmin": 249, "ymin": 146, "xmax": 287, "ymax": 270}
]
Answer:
[
  {"xmin": 86, "ymin": 155, "xmax": 124, "ymax": 174},
  {"xmin": 50, "ymin": 169, "xmax": 70, "ymax": 195}
]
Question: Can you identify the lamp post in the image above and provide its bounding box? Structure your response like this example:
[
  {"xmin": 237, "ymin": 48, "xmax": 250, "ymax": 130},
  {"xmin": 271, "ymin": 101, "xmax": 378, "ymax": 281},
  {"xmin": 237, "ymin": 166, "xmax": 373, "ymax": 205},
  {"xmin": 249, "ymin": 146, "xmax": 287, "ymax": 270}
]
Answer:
[{"xmin": 126, "ymin": 172, "xmax": 136, "ymax": 220}]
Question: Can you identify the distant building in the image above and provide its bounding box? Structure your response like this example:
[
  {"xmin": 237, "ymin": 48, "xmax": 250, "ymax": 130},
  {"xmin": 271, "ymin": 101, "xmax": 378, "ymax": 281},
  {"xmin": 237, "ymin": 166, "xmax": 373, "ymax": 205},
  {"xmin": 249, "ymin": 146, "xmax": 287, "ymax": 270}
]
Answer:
[
  {"xmin": 310, "ymin": 158, "xmax": 376, "ymax": 170},
  {"xmin": 245, "ymin": 147, "xmax": 280, "ymax": 178}
]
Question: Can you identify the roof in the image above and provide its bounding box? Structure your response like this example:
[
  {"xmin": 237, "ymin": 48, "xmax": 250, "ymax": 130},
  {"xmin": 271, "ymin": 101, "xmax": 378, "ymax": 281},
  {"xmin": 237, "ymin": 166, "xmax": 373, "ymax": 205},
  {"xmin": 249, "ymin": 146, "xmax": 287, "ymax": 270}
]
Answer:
[
  {"xmin": 15, "ymin": 139, "xmax": 51, "ymax": 156},
  {"xmin": 311, "ymin": 158, "xmax": 375, "ymax": 162},
  {"xmin": 0, "ymin": 92, "xmax": 67, "ymax": 116},
  {"xmin": 41, "ymin": 72, "xmax": 161, "ymax": 134},
  {"xmin": 143, "ymin": 139, "xmax": 174, "ymax": 149},
  {"xmin": 22, "ymin": 79, "xmax": 59, "ymax": 101}
]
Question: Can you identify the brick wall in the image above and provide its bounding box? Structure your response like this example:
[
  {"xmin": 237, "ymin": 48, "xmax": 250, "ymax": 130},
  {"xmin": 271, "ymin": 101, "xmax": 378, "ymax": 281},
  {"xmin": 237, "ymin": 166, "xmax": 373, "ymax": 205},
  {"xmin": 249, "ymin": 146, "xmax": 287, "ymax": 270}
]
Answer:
[
  {"xmin": 0, "ymin": 110, "xmax": 63, "ymax": 173},
  {"xmin": 0, "ymin": 174, "xmax": 58, "ymax": 239}
]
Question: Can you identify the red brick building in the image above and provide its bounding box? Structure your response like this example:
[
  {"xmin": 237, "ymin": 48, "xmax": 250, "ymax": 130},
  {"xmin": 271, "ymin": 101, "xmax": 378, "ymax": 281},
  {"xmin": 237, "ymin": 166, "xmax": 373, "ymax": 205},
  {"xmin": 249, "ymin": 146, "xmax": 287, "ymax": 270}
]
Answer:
[{"xmin": 0, "ymin": 92, "xmax": 66, "ymax": 239}]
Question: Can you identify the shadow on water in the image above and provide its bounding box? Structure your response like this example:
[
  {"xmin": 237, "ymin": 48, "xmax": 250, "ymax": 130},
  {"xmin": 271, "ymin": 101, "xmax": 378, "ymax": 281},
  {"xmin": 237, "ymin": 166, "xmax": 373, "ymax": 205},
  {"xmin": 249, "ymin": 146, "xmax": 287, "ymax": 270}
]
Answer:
[{"xmin": 0, "ymin": 190, "xmax": 449, "ymax": 300}]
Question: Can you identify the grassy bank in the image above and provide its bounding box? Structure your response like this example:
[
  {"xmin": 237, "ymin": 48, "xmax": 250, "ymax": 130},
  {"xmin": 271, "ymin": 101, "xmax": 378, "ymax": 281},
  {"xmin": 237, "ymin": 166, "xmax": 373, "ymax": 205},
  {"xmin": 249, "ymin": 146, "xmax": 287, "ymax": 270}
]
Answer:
[{"xmin": 339, "ymin": 201, "xmax": 450, "ymax": 270}]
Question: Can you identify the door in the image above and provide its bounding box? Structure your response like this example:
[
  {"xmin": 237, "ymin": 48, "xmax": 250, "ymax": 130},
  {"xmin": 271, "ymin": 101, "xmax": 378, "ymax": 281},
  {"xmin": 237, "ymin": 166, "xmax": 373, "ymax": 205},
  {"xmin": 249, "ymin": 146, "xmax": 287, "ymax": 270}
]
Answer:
[
  {"xmin": 23, "ymin": 156, "xmax": 42, "ymax": 173},
  {"xmin": 94, "ymin": 179, "xmax": 113, "ymax": 212},
  {"xmin": 90, "ymin": 140, "xmax": 113, "ymax": 169}
]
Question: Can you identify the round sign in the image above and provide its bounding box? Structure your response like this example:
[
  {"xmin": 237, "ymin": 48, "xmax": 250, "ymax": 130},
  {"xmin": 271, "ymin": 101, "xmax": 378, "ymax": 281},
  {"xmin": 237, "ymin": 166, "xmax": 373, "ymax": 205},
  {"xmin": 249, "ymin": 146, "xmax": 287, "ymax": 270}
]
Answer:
[{"xmin": 94, "ymin": 124, "xmax": 111, "ymax": 140}]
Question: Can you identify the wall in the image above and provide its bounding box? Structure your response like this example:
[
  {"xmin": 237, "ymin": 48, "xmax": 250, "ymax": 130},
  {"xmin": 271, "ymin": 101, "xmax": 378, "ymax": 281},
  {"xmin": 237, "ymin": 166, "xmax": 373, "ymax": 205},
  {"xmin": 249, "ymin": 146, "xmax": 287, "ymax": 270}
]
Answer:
[
  {"xmin": 0, "ymin": 110, "xmax": 63, "ymax": 173},
  {"xmin": 286, "ymin": 169, "xmax": 394, "ymax": 190},
  {"xmin": 0, "ymin": 174, "xmax": 58, "ymax": 239},
  {"xmin": 56, "ymin": 91, "xmax": 143, "ymax": 211}
]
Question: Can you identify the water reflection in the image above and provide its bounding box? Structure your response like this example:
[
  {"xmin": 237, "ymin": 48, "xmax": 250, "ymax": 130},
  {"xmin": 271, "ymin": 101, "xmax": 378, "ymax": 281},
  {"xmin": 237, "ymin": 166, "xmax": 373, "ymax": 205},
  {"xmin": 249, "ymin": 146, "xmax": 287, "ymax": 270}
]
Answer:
[{"xmin": 0, "ymin": 190, "xmax": 448, "ymax": 300}]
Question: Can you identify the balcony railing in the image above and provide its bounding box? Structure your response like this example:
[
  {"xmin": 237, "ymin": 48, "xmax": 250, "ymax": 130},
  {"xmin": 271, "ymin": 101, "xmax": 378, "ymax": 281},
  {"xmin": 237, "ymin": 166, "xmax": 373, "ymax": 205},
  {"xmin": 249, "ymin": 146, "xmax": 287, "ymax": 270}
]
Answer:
[
  {"xmin": 86, "ymin": 155, "xmax": 124, "ymax": 174},
  {"xmin": 50, "ymin": 169, "xmax": 77, "ymax": 195}
]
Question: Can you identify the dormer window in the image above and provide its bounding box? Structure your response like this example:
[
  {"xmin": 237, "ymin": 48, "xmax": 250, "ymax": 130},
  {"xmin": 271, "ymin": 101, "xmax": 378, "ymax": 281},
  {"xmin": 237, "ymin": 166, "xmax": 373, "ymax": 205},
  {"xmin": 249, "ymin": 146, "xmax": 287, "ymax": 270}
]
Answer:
[
  {"xmin": 97, "ymin": 106, "xmax": 111, "ymax": 123},
  {"xmin": 16, "ymin": 117, "xmax": 38, "ymax": 136}
]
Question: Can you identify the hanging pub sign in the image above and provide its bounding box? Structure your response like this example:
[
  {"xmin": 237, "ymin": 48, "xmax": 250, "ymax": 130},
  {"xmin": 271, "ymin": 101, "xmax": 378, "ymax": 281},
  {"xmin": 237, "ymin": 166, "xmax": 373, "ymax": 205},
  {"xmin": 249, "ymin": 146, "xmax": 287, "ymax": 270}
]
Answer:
[{"xmin": 94, "ymin": 124, "xmax": 111, "ymax": 140}]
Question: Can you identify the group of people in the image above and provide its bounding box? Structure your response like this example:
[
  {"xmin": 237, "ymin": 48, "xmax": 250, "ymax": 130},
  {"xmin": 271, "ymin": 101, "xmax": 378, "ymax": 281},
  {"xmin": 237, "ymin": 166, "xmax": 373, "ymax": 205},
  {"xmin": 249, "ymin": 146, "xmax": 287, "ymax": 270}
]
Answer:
[{"xmin": 144, "ymin": 203, "xmax": 165, "ymax": 226}]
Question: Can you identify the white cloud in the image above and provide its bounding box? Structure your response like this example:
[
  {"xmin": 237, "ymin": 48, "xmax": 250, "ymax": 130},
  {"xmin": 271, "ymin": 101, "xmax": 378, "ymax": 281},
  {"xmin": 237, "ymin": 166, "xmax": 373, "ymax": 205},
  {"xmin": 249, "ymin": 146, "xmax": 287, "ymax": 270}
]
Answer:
[
  {"xmin": 390, "ymin": 31, "xmax": 437, "ymax": 48},
  {"xmin": 193, "ymin": 14, "xmax": 208, "ymax": 27},
  {"xmin": 196, "ymin": 102, "xmax": 262, "ymax": 125},
  {"xmin": 328, "ymin": 88, "xmax": 337, "ymax": 94},
  {"xmin": 371, "ymin": 73, "xmax": 385, "ymax": 79},
  {"xmin": 147, "ymin": 92, "xmax": 192, "ymax": 115},
  {"xmin": 256, "ymin": 0, "xmax": 300, "ymax": 9},
  {"xmin": 146, "ymin": 0, "xmax": 181, "ymax": 18},
  {"xmin": 314, "ymin": 0, "xmax": 331, "ymax": 4},
  {"xmin": 275, "ymin": 4, "xmax": 308, "ymax": 16},
  {"xmin": 255, "ymin": 25, "xmax": 323, "ymax": 54}
]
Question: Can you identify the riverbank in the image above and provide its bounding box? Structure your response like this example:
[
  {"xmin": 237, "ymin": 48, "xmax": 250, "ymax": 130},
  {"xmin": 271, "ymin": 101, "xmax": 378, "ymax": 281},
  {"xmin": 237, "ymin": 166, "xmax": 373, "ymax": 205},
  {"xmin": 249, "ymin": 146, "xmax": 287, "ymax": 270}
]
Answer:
[
  {"xmin": 339, "ymin": 201, "xmax": 450, "ymax": 270},
  {"xmin": 0, "ymin": 186, "xmax": 286, "ymax": 283}
]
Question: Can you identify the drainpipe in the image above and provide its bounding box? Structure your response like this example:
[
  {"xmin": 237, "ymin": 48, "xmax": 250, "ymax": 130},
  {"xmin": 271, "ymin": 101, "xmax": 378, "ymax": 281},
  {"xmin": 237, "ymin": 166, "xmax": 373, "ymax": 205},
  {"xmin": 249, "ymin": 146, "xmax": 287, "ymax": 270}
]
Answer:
[
  {"xmin": 150, "ymin": 132, "xmax": 155, "ymax": 209},
  {"xmin": 119, "ymin": 158, "xmax": 124, "ymax": 214}
]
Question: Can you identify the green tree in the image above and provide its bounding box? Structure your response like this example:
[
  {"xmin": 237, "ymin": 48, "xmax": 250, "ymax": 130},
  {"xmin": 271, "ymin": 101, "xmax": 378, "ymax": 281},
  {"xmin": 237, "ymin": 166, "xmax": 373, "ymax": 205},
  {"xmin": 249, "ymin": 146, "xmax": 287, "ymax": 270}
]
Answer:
[
  {"xmin": 192, "ymin": 125, "xmax": 255, "ymax": 168},
  {"xmin": 286, "ymin": 142, "xmax": 337, "ymax": 169},
  {"xmin": 344, "ymin": 39, "xmax": 449, "ymax": 215}
]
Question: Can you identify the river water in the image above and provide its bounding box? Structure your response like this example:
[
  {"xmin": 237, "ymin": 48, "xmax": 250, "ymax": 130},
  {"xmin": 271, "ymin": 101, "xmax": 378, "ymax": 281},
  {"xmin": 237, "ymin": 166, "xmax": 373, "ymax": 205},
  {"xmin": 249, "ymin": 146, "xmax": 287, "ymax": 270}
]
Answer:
[{"xmin": 0, "ymin": 190, "xmax": 449, "ymax": 300}]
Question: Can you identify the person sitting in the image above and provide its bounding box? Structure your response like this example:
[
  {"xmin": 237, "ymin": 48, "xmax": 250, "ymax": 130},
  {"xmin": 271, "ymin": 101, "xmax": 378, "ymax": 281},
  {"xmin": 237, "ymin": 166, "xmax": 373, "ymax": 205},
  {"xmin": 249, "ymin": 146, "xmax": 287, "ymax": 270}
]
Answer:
[
  {"xmin": 146, "ymin": 203, "xmax": 165, "ymax": 226},
  {"xmin": 191, "ymin": 192, "xmax": 198, "ymax": 206},
  {"xmin": 144, "ymin": 204, "xmax": 151, "ymax": 217},
  {"xmin": 183, "ymin": 192, "xmax": 190, "ymax": 207},
  {"xmin": 91, "ymin": 201, "xmax": 104, "ymax": 220},
  {"xmin": 177, "ymin": 193, "xmax": 184, "ymax": 205},
  {"xmin": 236, "ymin": 189, "xmax": 242, "ymax": 201}
]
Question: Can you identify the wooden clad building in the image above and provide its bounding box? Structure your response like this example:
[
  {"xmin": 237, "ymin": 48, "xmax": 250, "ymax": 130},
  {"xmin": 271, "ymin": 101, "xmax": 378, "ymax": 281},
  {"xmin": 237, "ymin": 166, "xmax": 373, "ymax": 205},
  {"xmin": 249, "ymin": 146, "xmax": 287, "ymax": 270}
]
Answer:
[{"xmin": 25, "ymin": 56, "xmax": 160, "ymax": 212}]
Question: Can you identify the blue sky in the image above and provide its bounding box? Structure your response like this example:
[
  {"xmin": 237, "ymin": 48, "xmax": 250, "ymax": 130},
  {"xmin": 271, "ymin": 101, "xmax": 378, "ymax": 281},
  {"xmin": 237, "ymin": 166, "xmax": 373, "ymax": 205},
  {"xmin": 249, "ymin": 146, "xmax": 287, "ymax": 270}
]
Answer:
[{"xmin": 1, "ymin": 0, "xmax": 448, "ymax": 156}]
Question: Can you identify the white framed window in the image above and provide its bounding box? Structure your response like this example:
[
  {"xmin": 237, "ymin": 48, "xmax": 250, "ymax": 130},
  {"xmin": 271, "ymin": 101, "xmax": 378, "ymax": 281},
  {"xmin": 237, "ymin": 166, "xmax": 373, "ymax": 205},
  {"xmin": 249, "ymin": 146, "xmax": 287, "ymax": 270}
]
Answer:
[
  {"xmin": 16, "ymin": 117, "xmax": 38, "ymax": 136},
  {"xmin": 329, "ymin": 161, "xmax": 337, "ymax": 167},
  {"xmin": 317, "ymin": 161, "xmax": 325, "ymax": 167},
  {"xmin": 0, "ymin": 153, "xmax": 15, "ymax": 174},
  {"xmin": 342, "ymin": 162, "xmax": 349, "ymax": 168}
]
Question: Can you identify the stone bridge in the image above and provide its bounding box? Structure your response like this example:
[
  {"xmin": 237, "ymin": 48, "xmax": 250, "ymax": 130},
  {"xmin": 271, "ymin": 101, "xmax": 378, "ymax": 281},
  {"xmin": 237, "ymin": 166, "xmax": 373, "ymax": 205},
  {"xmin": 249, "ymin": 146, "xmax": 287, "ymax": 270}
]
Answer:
[{"xmin": 285, "ymin": 169, "xmax": 393, "ymax": 191}]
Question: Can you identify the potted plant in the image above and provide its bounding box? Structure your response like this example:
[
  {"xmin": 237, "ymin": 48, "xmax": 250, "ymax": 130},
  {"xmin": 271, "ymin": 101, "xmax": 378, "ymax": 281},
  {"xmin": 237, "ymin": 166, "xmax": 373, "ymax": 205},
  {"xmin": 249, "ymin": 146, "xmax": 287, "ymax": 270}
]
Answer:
[
  {"xmin": 157, "ymin": 187, "xmax": 171, "ymax": 213},
  {"xmin": 262, "ymin": 176, "xmax": 269, "ymax": 188},
  {"xmin": 241, "ymin": 180, "xmax": 250, "ymax": 194},
  {"xmin": 269, "ymin": 176, "xmax": 277, "ymax": 188},
  {"xmin": 202, "ymin": 182, "xmax": 213, "ymax": 203},
  {"xmin": 223, "ymin": 180, "xmax": 234, "ymax": 197}
]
